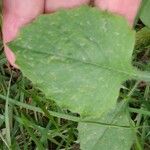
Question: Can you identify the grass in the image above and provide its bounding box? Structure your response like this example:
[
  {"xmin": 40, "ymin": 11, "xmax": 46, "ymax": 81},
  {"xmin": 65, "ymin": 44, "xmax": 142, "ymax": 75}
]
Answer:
[
  {"xmin": 0, "ymin": 5, "xmax": 150, "ymax": 150},
  {"xmin": 0, "ymin": 65, "xmax": 79, "ymax": 149}
]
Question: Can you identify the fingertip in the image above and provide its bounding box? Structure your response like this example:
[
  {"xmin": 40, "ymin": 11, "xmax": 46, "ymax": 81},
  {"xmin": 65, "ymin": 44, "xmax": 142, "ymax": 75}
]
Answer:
[
  {"xmin": 4, "ymin": 45, "xmax": 18, "ymax": 68},
  {"xmin": 45, "ymin": 0, "xmax": 90, "ymax": 13},
  {"xmin": 95, "ymin": 0, "xmax": 142, "ymax": 26}
]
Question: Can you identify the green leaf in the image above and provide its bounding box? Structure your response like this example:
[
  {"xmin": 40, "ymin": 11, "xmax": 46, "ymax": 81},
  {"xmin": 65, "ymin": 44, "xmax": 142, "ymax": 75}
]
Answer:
[
  {"xmin": 140, "ymin": 0, "xmax": 150, "ymax": 28},
  {"xmin": 78, "ymin": 102, "xmax": 135, "ymax": 150},
  {"xmin": 0, "ymin": 115, "xmax": 4, "ymax": 127},
  {"xmin": 136, "ymin": 27, "xmax": 150, "ymax": 48},
  {"xmin": 135, "ymin": 27, "xmax": 150, "ymax": 49},
  {"xmin": 9, "ymin": 6, "xmax": 137, "ymax": 117}
]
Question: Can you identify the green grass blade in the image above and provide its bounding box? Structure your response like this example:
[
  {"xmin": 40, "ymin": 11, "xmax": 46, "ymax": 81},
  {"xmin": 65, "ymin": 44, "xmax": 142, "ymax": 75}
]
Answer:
[
  {"xmin": 129, "ymin": 108, "xmax": 150, "ymax": 116},
  {"xmin": 4, "ymin": 73, "xmax": 12, "ymax": 146}
]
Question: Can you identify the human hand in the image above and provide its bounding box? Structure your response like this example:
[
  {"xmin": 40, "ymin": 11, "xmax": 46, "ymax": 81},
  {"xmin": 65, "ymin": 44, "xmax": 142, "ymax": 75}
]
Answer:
[{"xmin": 2, "ymin": 0, "xmax": 141, "ymax": 67}]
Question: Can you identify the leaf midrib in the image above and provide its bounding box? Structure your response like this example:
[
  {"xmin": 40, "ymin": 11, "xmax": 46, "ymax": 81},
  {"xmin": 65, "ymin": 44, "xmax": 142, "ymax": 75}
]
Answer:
[{"xmin": 12, "ymin": 44, "xmax": 137, "ymax": 79}]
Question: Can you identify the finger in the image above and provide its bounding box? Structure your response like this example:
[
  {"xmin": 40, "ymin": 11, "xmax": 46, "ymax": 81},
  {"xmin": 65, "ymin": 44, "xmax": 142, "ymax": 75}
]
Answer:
[
  {"xmin": 45, "ymin": 0, "xmax": 90, "ymax": 13},
  {"xmin": 95, "ymin": 0, "xmax": 141, "ymax": 26},
  {"xmin": 3, "ymin": 0, "xmax": 44, "ymax": 66}
]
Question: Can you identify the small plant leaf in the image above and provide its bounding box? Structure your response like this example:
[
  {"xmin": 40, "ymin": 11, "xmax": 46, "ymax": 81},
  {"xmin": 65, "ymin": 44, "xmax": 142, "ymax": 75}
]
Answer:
[
  {"xmin": 135, "ymin": 27, "xmax": 150, "ymax": 49},
  {"xmin": 9, "ymin": 6, "xmax": 137, "ymax": 117},
  {"xmin": 140, "ymin": 0, "xmax": 150, "ymax": 28},
  {"xmin": 78, "ymin": 102, "xmax": 135, "ymax": 150}
]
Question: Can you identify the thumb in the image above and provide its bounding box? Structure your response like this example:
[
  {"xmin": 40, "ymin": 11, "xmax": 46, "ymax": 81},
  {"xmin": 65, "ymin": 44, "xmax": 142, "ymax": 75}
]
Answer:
[
  {"xmin": 2, "ymin": 0, "xmax": 44, "ymax": 67},
  {"xmin": 95, "ymin": 0, "xmax": 141, "ymax": 26}
]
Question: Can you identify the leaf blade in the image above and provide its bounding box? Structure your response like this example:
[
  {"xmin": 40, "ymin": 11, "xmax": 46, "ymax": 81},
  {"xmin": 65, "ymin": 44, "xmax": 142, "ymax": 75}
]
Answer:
[
  {"xmin": 78, "ymin": 102, "xmax": 135, "ymax": 150},
  {"xmin": 9, "ymin": 6, "xmax": 136, "ymax": 117},
  {"xmin": 140, "ymin": 0, "xmax": 150, "ymax": 28}
]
